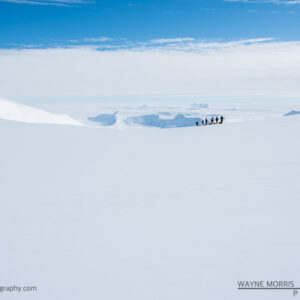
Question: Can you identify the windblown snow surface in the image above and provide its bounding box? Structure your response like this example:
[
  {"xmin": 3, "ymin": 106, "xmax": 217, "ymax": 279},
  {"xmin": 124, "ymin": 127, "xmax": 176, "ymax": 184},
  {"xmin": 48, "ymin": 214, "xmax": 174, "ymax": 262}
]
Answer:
[{"xmin": 0, "ymin": 100, "xmax": 300, "ymax": 300}]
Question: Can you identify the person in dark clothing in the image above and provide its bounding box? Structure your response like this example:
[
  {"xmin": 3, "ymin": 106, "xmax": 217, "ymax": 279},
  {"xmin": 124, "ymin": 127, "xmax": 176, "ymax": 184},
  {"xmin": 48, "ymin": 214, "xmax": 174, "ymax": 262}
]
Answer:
[
  {"xmin": 211, "ymin": 117, "xmax": 214, "ymax": 125},
  {"xmin": 220, "ymin": 115, "xmax": 224, "ymax": 124},
  {"xmin": 196, "ymin": 121, "xmax": 199, "ymax": 126},
  {"xmin": 205, "ymin": 118, "xmax": 208, "ymax": 125},
  {"xmin": 216, "ymin": 116, "xmax": 219, "ymax": 124},
  {"xmin": 202, "ymin": 120, "xmax": 205, "ymax": 126}
]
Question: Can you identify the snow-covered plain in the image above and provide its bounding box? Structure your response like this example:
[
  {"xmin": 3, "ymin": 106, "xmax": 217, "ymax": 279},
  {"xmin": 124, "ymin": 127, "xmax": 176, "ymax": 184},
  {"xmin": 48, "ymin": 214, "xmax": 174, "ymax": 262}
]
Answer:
[{"xmin": 0, "ymin": 98, "xmax": 300, "ymax": 299}]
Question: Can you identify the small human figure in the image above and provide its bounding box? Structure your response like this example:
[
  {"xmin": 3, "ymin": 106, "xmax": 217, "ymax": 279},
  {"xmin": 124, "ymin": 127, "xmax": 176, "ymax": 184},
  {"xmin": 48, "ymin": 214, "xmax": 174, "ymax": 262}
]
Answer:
[
  {"xmin": 216, "ymin": 116, "xmax": 219, "ymax": 124},
  {"xmin": 196, "ymin": 121, "xmax": 199, "ymax": 126},
  {"xmin": 220, "ymin": 115, "xmax": 224, "ymax": 124},
  {"xmin": 205, "ymin": 118, "xmax": 208, "ymax": 125},
  {"xmin": 201, "ymin": 120, "xmax": 205, "ymax": 126},
  {"xmin": 211, "ymin": 117, "xmax": 214, "ymax": 125}
]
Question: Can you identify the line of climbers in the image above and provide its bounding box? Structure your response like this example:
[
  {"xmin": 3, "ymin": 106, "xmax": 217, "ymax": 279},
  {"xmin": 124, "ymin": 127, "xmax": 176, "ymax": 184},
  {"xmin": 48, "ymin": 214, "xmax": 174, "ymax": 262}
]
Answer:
[{"xmin": 196, "ymin": 116, "xmax": 224, "ymax": 127}]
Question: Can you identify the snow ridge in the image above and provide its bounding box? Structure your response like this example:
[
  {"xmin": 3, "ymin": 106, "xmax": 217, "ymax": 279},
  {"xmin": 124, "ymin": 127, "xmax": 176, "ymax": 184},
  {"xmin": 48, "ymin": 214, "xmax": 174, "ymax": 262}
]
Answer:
[{"xmin": 88, "ymin": 112, "xmax": 202, "ymax": 128}]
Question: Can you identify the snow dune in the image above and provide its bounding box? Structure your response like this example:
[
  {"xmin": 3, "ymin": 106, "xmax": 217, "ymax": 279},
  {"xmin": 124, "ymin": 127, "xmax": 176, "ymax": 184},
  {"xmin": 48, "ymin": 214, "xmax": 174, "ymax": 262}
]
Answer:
[
  {"xmin": 0, "ymin": 96, "xmax": 81, "ymax": 126},
  {"xmin": 284, "ymin": 110, "xmax": 300, "ymax": 116},
  {"xmin": 88, "ymin": 111, "xmax": 118, "ymax": 126}
]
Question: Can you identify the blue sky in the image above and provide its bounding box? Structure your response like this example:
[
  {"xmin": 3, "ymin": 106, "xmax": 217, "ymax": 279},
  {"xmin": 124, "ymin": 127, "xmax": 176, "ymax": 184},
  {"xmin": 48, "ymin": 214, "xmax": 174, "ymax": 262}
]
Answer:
[
  {"xmin": 1, "ymin": 0, "xmax": 300, "ymax": 101},
  {"xmin": 0, "ymin": 0, "xmax": 300, "ymax": 48}
]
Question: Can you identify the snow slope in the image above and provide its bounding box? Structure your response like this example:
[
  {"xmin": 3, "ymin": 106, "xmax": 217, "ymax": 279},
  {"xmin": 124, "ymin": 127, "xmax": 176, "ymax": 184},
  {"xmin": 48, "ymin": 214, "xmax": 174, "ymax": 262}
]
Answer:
[
  {"xmin": 0, "ymin": 97, "xmax": 81, "ymax": 125},
  {"xmin": 0, "ymin": 115, "xmax": 299, "ymax": 300}
]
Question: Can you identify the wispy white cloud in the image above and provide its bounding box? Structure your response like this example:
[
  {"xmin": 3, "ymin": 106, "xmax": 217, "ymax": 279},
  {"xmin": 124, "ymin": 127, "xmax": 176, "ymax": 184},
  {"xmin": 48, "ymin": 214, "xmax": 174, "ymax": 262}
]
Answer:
[
  {"xmin": 1, "ymin": 38, "xmax": 300, "ymax": 100},
  {"xmin": 0, "ymin": 0, "xmax": 92, "ymax": 6},
  {"xmin": 148, "ymin": 38, "xmax": 196, "ymax": 44},
  {"xmin": 142, "ymin": 38, "xmax": 275, "ymax": 52},
  {"xmin": 225, "ymin": 0, "xmax": 300, "ymax": 5},
  {"xmin": 83, "ymin": 37, "xmax": 113, "ymax": 42},
  {"xmin": 6, "ymin": 37, "xmax": 273, "ymax": 50}
]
